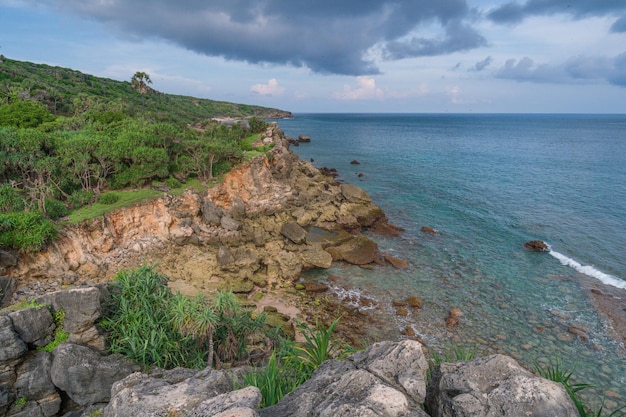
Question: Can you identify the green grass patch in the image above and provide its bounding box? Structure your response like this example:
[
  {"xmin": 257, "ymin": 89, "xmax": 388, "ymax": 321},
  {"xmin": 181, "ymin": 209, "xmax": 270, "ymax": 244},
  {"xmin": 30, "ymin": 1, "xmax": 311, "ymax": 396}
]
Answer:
[{"xmin": 66, "ymin": 189, "xmax": 163, "ymax": 224}]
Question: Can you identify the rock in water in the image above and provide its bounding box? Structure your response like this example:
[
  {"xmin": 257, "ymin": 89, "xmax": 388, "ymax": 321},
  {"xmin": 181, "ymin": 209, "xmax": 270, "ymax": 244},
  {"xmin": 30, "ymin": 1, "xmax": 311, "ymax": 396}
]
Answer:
[
  {"xmin": 524, "ymin": 240, "xmax": 549, "ymax": 251},
  {"xmin": 445, "ymin": 308, "xmax": 463, "ymax": 329}
]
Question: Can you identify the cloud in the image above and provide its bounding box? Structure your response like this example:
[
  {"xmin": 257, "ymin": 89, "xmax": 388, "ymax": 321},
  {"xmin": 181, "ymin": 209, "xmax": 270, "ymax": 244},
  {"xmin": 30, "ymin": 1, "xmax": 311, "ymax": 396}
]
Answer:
[
  {"xmin": 250, "ymin": 79, "xmax": 284, "ymax": 96},
  {"xmin": 334, "ymin": 76, "xmax": 384, "ymax": 100},
  {"xmin": 488, "ymin": 0, "xmax": 626, "ymax": 24},
  {"xmin": 470, "ymin": 56, "xmax": 493, "ymax": 72},
  {"xmin": 611, "ymin": 15, "xmax": 626, "ymax": 32},
  {"xmin": 383, "ymin": 20, "xmax": 487, "ymax": 59},
  {"xmin": 494, "ymin": 53, "xmax": 626, "ymax": 86},
  {"xmin": 17, "ymin": 0, "xmax": 484, "ymax": 75}
]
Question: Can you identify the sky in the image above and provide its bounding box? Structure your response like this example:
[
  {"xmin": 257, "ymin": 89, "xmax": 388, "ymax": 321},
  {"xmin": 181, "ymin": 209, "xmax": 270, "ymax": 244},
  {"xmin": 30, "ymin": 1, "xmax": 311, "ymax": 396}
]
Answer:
[{"xmin": 1, "ymin": 0, "xmax": 625, "ymax": 113}]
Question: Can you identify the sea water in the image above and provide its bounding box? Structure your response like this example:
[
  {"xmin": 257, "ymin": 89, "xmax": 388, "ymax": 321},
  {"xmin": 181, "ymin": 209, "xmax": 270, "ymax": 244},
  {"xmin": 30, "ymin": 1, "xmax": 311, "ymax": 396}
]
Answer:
[{"xmin": 277, "ymin": 113, "xmax": 626, "ymax": 405}]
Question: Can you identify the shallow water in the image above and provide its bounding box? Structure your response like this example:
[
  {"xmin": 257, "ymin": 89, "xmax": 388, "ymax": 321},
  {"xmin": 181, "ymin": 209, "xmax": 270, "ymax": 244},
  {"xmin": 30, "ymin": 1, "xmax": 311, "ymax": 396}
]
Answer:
[{"xmin": 278, "ymin": 113, "xmax": 626, "ymax": 406}]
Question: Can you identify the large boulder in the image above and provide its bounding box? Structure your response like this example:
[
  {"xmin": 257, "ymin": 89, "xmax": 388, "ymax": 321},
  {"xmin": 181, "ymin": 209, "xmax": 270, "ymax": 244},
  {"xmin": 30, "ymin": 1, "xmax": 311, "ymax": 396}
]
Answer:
[
  {"xmin": 8, "ymin": 306, "xmax": 55, "ymax": 347},
  {"xmin": 425, "ymin": 354, "xmax": 578, "ymax": 417},
  {"xmin": 189, "ymin": 386, "xmax": 261, "ymax": 417},
  {"xmin": 260, "ymin": 340, "xmax": 430, "ymax": 417},
  {"xmin": 13, "ymin": 351, "xmax": 61, "ymax": 417},
  {"xmin": 340, "ymin": 184, "xmax": 372, "ymax": 204},
  {"xmin": 102, "ymin": 366, "xmax": 234, "ymax": 417},
  {"xmin": 280, "ymin": 221, "xmax": 308, "ymax": 244},
  {"xmin": 36, "ymin": 287, "xmax": 101, "ymax": 335},
  {"xmin": 50, "ymin": 343, "xmax": 140, "ymax": 406},
  {"xmin": 0, "ymin": 276, "xmax": 17, "ymax": 307},
  {"xmin": 0, "ymin": 315, "xmax": 27, "ymax": 362},
  {"xmin": 300, "ymin": 246, "xmax": 333, "ymax": 269},
  {"xmin": 326, "ymin": 236, "xmax": 380, "ymax": 265}
]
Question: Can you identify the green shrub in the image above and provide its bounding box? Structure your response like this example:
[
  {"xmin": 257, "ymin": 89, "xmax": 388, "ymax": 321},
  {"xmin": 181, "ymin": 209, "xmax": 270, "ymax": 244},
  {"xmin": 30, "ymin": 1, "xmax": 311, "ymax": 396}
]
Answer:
[
  {"xmin": 98, "ymin": 193, "xmax": 119, "ymax": 205},
  {"xmin": 0, "ymin": 184, "xmax": 24, "ymax": 213},
  {"xmin": 0, "ymin": 100, "xmax": 55, "ymax": 128},
  {"xmin": 44, "ymin": 198, "xmax": 68, "ymax": 220},
  {"xmin": 68, "ymin": 189, "xmax": 95, "ymax": 209},
  {"xmin": 0, "ymin": 211, "xmax": 57, "ymax": 252},
  {"xmin": 38, "ymin": 308, "xmax": 69, "ymax": 352},
  {"xmin": 164, "ymin": 177, "xmax": 181, "ymax": 189}
]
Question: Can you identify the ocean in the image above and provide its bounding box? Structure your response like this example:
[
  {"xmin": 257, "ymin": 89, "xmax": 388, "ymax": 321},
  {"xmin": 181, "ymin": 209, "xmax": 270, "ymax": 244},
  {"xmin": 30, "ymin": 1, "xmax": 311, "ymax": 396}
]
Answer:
[{"xmin": 276, "ymin": 113, "xmax": 626, "ymax": 406}]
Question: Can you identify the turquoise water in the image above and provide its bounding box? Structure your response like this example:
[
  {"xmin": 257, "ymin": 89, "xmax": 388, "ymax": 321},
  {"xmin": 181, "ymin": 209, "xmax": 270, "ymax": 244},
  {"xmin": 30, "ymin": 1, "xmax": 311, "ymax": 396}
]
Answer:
[{"xmin": 277, "ymin": 114, "xmax": 626, "ymax": 406}]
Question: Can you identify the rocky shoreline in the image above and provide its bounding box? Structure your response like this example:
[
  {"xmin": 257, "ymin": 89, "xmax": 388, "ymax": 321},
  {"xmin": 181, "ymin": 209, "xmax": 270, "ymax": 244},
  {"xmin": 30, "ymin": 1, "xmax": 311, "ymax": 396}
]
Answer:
[{"xmin": 1, "ymin": 123, "xmax": 409, "ymax": 347}]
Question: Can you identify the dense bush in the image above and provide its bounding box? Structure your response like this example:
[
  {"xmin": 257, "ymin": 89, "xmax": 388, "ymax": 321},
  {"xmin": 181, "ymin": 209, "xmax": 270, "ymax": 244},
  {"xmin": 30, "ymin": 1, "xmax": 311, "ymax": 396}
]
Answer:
[
  {"xmin": 0, "ymin": 184, "xmax": 24, "ymax": 212},
  {"xmin": 97, "ymin": 193, "xmax": 119, "ymax": 205},
  {"xmin": 100, "ymin": 266, "xmax": 266, "ymax": 369},
  {"xmin": 0, "ymin": 211, "xmax": 57, "ymax": 251},
  {"xmin": 0, "ymin": 100, "xmax": 55, "ymax": 128}
]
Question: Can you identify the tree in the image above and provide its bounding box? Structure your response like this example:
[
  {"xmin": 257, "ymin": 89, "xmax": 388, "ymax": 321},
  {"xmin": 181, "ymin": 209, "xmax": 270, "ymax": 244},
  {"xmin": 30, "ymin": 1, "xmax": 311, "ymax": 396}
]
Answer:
[{"xmin": 130, "ymin": 71, "xmax": 152, "ymax": 117}]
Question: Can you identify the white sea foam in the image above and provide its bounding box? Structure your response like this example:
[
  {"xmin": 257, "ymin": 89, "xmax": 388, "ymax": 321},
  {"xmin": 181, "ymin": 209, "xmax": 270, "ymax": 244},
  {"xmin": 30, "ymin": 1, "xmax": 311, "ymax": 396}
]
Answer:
[{"xmin": 549, "ymin": 249, "xmax": 626, "ymax": 289}]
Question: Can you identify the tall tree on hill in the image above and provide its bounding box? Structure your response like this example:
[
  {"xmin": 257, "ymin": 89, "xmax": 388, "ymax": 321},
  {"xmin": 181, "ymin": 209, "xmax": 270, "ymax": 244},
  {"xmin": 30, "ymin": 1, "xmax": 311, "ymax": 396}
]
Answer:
[{"xmin": 130, "ymin": 71, "xmax": 152, "ymax": 117}]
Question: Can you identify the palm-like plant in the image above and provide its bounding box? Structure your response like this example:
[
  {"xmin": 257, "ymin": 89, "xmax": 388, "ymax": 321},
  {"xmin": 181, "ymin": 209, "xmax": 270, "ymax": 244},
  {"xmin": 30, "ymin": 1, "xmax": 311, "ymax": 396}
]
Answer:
[
  {"xmin": 170, "ymin": 292, "xmax": 217, "ymax": 367},
  {"xmin": 130, "ymin": 71, "xmax": 152, "ymax": 117}
]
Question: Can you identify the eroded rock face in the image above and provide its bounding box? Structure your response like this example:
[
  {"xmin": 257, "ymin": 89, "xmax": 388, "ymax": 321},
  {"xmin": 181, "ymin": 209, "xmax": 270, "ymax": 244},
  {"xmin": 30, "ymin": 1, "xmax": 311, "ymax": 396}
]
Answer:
[
  {"xmin": 10, "ymin": 123, "xmax": 396, "ymax": 302},
  {"xmin": 425, "ymin": 354, "xmax": 578, "ymax": 417}
]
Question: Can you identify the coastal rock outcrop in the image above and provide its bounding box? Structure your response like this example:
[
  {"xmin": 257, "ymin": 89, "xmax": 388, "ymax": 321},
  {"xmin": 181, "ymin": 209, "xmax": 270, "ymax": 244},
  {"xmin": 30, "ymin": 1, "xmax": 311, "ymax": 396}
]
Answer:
[
  {"xmin": 8, "ymin": 123, "xmax": 396, "ymax": 304},
  {"xmin": 524, "ymin": 240, "xmax": 549, "ymax": 251},
  {"xmin": 426, "ymin": 354, "xmax": 578, "ymax": 417}
]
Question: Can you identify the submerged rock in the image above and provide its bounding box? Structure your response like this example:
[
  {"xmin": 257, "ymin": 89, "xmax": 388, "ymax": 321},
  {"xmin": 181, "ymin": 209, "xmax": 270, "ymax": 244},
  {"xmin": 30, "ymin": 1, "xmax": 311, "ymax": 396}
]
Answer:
[{"xmin": 524, "ymin": 240, "xmax": 549, "ymax": 251}]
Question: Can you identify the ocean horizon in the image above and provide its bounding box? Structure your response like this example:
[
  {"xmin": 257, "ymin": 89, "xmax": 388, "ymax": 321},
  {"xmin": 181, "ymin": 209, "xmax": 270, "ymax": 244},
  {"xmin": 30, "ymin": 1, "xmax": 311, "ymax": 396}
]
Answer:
[{"xmin": 276, "ymin": 112, "xmax": 626, "ymax": 406}]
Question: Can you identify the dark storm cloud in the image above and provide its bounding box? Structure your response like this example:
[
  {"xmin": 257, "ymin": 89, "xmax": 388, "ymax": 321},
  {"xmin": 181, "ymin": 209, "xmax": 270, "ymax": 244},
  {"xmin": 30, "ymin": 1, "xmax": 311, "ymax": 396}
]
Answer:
[
  {"xmin": 494, "ymin": 54, "xmax": 626, "ymax": 87},
  {"xmin": 488, "ymin": 0, "xmax": 626, "ymax": 24},
  {"xmin": 26, "ymin": 0, "xmax": 482, "ymax": 75}
]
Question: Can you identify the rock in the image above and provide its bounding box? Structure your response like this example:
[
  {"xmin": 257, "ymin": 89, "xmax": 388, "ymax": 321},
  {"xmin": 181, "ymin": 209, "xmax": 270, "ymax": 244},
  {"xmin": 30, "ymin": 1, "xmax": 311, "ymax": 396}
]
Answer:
[
  {"xmin": 280, "ymin": 221, "xmax": 307, "ymax": 244},
  {"xmin": 340, "ymin": 183, "xmax": 372, "ymax": 203},
  {"xmin": 326, "ymin": 236, "xmax": 379, "ymax": 265},
  {"xmin": 0, "ymin": 276, "xmax": 17, "ymax": 307},
  {"xmin": 0, "ymin": 385, "xmax": 14, "ymax": 416},
  {"xmin": 297, "ymin": 135, "xmax": 311, "ymax": 142},
  {"xmin": 300, "ymin": 246, "xmax": 333, "ymax": 269},
  {"xmin": 201, "ymin": 200, "xmax": 223, "ymax": 226},
  {"xmin": 261, "ymin": 340, "xmax": 430, "ymax": 417},
  {"xmin": 229, "ymin": 196, "xmax": 246, "ymax": 220},
  {"xmin": 524, "ymin": 240, "xmax": 549, "ymax": 251},
  {"xmin": 220, "ymin": 215, "xmax": 241, "ymax": 231},
  {"xmin": 0, "ymin": 250, "xmax": 17, "ymax": 268},
  {"xmin": 36, "ymin": 287, "xmax": 101, "ymax": 335},
  {"xmin": 384, "ymin": 254, "xmax": 409, "ymax": 269},
  {"xmin": 445, "ymin": 308, "xmax": 463, "ymax": 329},
  {"xmin": 216, "ymin": 246, "xmax": 235, "ymax": 268},
  {"xmin": 8, "ymin": 306, "xmax": 55, "ymax": 347},
  {"xmin": 189, "ymin": 386, "xmax": 261, "ymax": 417},
  {"xmin": 350, "ymin": 160, "xmax": 360, "ymax": 165},
  {"xmin": 396, "ymin": 307, "xmax": 409, "ymax": 317},
  {"xmin": 0, "ymin": 315, "xmax": 27, "ymax": 362},
  {"xmin": 426, "ymin": 354, "xmax": 579, "ymax": 417},
  {"xmin": 13, "ymin": 351, "xmax": 61, "ymax": 417},
  {"xmin": 392, "ymin": 300, "xmax": 408, "ymax": 307},
  {"xmin": 421, "ymin": 226, "xmax": 438, "ymax": 235},
  {"xmin": 302, "ymin": 282, "xmax": 329, "ymax": 293},
  {"xmin": 402, "ymin": 326, "xmax": 416, "ymax": 337},
  {"xmin": 568, "ymin": 326, "xmax": 589, "ymax": 342},
  {"xmin": 406, "ymin": 296, "xmax": 423, "ymax": 308},
  {"xmin": 50, "ymin": 343, "xmax": 140, "ymax": 406},
  {"xmin": 102, "ymin": 367, "xmax": 233, "ymax": 417}
]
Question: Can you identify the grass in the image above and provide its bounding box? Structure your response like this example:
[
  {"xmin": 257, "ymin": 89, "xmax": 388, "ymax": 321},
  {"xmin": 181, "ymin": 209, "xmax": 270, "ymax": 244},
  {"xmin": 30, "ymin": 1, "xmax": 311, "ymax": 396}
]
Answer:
[{"xmin": 38, "ymin": 308, "xmax": 69, "ymax": 353}]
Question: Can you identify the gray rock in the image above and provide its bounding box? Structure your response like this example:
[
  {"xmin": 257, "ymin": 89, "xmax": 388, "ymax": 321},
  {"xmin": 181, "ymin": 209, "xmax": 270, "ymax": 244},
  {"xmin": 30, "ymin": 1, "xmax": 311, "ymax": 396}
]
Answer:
[
  {"xmin": 36, "ymin": 287, "xmax": 101, "ymax": 335},
  {"xmin": 0, "ymin": 250, "xmax": 17, "ymax": 268},
  {"xmin": 261, "ymin": 340, "xmax": 430, "ymax": 417},
  {"xmin": 217, "ymin": 246, "xmax": 235, "ymax": 268},
  {"xmin": 189, "ymin": 386, "xmax": 261, "ymax": 417},
  {"xmin": 326, "ymin": 236, "xmax": 380, "ymax": 265},
  {"xmin": 340, "ymin": 183, "xmax": 372, "ymax": 203},
  {"xmin": 230, "ymin": 196, "xmax": 246, "ymax": 220},
  {"xmin": 425, "ymin": 354, "xmax": 579, "ymax": 417},
  {"xmin": 201, "ymin": 200, "xmax": 223, "ymax": 226},
  {"xmin": 103, "ymin": 367, "xmax": 233, "ymax": 417},
  {"xmin": 221, "ymin": 215, "xmax": 241, "ymax": 231},
  {"xmin": 280, "ymin": 221, "xmax": 307, "ymax": 244},
  {"xmin": 0, "ymin": 276, "xmax": 17, "ymax": 307},
  {"xmin": 0, "ymin": 384, "xmax": 14, "ymax": 416},
  {"xmin": 0, "ymin": 315, "xmax": 27, "ymax": 362},
  {"xmin": 14, "ymin": 351, "xmax": 61, "ymax": 417},
  {"xmin": 51, "ymin": 343, "xmax": 140, "ymax": 406},
  {"xmin": 8, "ymin": 306, "xmax": 55, "ymax": 347},
  {"xmin": 300, "ymin": 246, "xmax": 333, "ymax": 269}
]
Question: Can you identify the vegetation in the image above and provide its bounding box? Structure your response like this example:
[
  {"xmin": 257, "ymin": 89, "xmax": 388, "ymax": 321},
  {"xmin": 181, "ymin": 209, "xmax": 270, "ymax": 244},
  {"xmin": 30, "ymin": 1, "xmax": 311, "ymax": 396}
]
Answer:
[
  {"xmin": 38, "ymin": 308, "xmax": 69, "ymax": 353},
  {"xmin": 99, "ymin": 266, "xmax": 266, "ymax": 369},
  {"xmin": 0, "ymin": 57, "xmax": 276, "ymax": 252}
]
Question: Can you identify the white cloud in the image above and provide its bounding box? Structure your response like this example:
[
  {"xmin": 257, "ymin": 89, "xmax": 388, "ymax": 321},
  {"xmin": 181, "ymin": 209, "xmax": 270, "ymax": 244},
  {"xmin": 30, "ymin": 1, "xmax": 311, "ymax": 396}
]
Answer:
[
  {"xmin": 250, "ymin": 78, "xmax": 285, "ymax": 96},
  {"xmin": 334, "ymin": 76, "xmax": 384, "ymax": 100}
]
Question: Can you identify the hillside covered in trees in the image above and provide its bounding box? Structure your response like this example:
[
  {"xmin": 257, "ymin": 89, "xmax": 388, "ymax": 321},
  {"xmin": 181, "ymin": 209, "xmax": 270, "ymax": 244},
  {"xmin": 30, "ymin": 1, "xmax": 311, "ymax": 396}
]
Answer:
[{"xmin": 0, "ymin": 57, "xmax": 290, "ymax": 252}]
